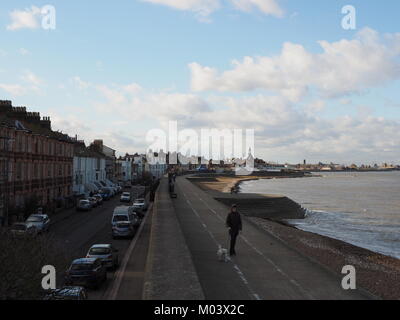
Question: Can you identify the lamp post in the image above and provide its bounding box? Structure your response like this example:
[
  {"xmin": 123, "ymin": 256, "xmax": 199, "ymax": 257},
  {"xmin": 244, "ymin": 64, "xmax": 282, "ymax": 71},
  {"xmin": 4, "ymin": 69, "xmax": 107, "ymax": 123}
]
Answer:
[{"xmin": 0, "ymin": 135, "xmax": 13, "ymax": 227}]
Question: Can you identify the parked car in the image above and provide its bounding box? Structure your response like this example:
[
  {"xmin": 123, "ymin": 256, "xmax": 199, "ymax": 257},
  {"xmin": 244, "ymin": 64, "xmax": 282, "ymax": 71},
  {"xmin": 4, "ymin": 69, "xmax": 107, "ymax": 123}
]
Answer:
[
  {"xmin": 88, "ymin": 197, "xmax": 98, "ymax": 208},
  {"xmin": 99, "ymin": 189, "xmax": 112, "ymax": 201},
  {"xmin": 76, "ymin": 199, "xmax": 92, "ymax": 212},
  {"xmin": 10, "ymin": 223, "xmax": 37, "ymax": 237},
  {"xmin": 25, "ymin": 214, "xmax": 50, "ymax": 233},
  {"xmin": 112, "ymin": 221, "xmax": 136, "ymax": 239},
  {"xmin": 124, "ymin": 181, "xmax": 132, "ymax": 189},
  {"xmin": 43, "ymin": 286, "xmax": 88, "ymax": 300},
  {"xmin": 93, "ymin": 194, "xmax": 103, "ymax": 205},
  {"xmin": 65, "ymin": 258, "xmax": 107, "ymax": 289},
  {"xmin": 120, "ymin": 192, "xmax": 131, "ymax": 203},
  {"xmin": 86, "ymin": 244, "xmax": 119, "ymax": 269},
  {"xmin": 111, "ymin": 206, "xmax": 140, "ymax": 228},
  {"xmin": 133, "ymin": 198, "xmax": 148, "ymax": 211}
]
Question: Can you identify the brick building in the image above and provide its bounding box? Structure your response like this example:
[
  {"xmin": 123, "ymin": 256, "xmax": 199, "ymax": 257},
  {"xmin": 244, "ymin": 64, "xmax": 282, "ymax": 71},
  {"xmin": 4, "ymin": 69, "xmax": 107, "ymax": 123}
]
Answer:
[{"xmin": 0, "ymin": 100, "xmax": 74, "ymax": 224}]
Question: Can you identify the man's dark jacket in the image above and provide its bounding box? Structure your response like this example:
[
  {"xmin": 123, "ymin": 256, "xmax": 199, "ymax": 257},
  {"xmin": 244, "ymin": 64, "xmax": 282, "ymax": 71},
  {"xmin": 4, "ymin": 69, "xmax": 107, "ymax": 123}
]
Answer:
[{"xmin": 226, "ymin": 211, "xmax": 242, "ymax": 234}]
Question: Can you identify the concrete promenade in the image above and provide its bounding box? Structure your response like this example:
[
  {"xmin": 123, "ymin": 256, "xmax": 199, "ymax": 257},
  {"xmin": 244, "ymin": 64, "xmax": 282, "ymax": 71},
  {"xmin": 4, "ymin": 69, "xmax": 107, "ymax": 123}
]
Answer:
[
  {"xmin": 143, "ymin": 178, "xmax": 204, "ymax": 300},
  {"xmin": 170, "ymin": 176, "xmax": 373, "ymax": 300}
]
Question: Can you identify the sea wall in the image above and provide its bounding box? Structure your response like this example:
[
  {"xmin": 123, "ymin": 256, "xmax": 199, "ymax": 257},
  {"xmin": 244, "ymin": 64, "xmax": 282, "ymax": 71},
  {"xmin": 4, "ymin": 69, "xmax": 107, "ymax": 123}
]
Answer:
[
  {"xmin": 142, "ymin": 178, "xmax": 204, "ymax": 300},
  {"xmin": 187, "ymin": 175, "xmax": 306, "ymax": 221},
  {"xmin": 213, "ymin": 193, "xmax": 305, "ymax": 220}
]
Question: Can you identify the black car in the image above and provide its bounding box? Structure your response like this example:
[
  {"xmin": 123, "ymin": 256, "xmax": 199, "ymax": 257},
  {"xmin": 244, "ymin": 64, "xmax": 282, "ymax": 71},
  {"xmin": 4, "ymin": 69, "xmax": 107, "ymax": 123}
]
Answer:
[
  {"xmin": 65, "ymin": 258, "xmax": 107, "ymax": 289},
  {"xmin": 43, "ymin": 286, "xmax": 88, "ymax": 300}
]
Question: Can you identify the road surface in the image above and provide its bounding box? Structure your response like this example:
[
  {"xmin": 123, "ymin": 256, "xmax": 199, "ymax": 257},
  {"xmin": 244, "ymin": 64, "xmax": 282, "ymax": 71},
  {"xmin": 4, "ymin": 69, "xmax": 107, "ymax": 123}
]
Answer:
[{"xmin": 50, "ymin": 186, "xmax": 151, "ymax": 300}]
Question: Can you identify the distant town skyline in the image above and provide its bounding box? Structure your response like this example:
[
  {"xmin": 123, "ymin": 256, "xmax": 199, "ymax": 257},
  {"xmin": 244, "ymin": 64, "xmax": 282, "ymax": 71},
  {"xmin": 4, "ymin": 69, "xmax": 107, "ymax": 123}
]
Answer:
[{"xmin": 1, "ymin": 1, "xmax": 399, "ymax": 164}]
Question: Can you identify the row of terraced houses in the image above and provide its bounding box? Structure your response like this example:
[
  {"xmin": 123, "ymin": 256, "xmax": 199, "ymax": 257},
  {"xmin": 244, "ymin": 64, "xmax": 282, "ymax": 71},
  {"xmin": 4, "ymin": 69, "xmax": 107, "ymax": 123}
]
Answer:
[{"xmin": 0, "ymin": 100, "xmax": 167, "ymax": 226}]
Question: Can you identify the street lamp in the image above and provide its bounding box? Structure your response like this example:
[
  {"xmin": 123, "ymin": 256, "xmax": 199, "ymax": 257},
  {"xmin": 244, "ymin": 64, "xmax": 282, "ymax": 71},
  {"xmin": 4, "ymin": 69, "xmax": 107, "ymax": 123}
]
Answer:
[{"xmin": 0, "ymin": 136, "xmax": 14, "ymax": 227}]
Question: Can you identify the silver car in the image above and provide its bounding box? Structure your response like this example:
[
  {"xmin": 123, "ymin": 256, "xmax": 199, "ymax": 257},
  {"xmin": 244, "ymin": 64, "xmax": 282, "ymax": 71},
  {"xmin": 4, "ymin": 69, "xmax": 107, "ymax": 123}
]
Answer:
[
  {"xmin": 86, "ymin": 244, "xmax": 119, "ymax": 270},
  {"xmin": 26, "ymin": 214, "xmax": 50, "ymax": 233},
  {"xmin": 10, "ymin": 223, "xmax": 37, "ymax": 237},
  {"xmin": 112, "ymin": 221, "xmax": 136, "ymax": 239},
  {"xmin": 77, "ymin": 199, "xmax": 92, "ymax": 211},
  {"xmin": 120, "ymin": 192, "xmax": 131, "ymax": 203},
  {"xmin": 132, "ymin": 198, "xmax": 147, "ymax": 215}
]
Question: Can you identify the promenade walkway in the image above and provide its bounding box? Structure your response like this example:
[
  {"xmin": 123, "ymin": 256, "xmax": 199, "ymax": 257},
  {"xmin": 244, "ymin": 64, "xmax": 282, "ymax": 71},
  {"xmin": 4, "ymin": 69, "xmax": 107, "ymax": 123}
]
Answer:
[{"xmin": 173, "ymin": 176, "xmax": 373, "ymax": 300}]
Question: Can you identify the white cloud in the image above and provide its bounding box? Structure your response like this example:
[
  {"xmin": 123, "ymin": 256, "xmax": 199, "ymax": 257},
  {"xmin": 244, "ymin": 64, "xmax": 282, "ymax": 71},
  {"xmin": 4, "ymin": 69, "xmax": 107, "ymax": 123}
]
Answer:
[
  {"xmin": 49, "ymin": 112, "xmax": 149, "ymax": 155},
  {"xmin": 20, "ymin": 70, "xmax": 43, "ymax": 87},
  {"xmin": 72, "ymin": 76, "xmax": 91, "ymax": 90},
  {"xmin": 230, "ymin": 0, "xmax": 284, "ymax": 17},
  {"xmin": 6, "ymin": 6, "xmax": 42, "ymax": 31},
  {"xmin": 142, "ymin": 0, "xmax": 220, "ymax": 20},
  {"xmin": 0, "ymin": 83, "xmax": 27, "ymax": 96},
  {"xmin": 19, "ymin": 48, "xmax": 30, "ymax": 55},
  {"xmin": 123, "ymin": 83, "xmax": 143, "ymax": 94},
  {"xmin": 94, "ymin": 83, "xmax": 210, "ymax": 125},
  {"xmin": 59, "ymin": 77, "xmax": 400, "ymax": 163},
  {"xmin": 190, "ymin": 28, "xmax": 400, "ymax": 99},
  {"xmin": 141, "ymin": 0, "xmax": 283, "ymax": 21},
  {"xmin": 0, "ymin": 70, "xmax": 44, "ymax": 96}
]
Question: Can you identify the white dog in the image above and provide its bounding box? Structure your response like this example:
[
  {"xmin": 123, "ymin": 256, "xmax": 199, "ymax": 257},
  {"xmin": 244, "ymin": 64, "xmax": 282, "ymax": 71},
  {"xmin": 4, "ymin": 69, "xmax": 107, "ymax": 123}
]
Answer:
[{"xmin": 217, "ymin": 245, "xmax": 228, "ymax": 262}]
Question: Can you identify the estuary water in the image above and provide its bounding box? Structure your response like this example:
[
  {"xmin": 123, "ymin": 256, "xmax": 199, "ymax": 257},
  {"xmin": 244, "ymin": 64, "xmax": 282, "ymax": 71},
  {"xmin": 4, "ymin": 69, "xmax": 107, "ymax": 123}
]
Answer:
[{"xmin": 240, "ymin": 171, "xmax": 400, "ymax": 259}]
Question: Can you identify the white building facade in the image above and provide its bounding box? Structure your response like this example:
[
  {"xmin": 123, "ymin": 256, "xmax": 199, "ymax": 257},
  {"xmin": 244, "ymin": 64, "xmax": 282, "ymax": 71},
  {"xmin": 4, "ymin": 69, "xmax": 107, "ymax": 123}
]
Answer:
[
  {"xmin": 117, "ymin": 158, "xmax": 133, "ymax": 183},
  {"xmin": 73, "ymin": 143, "xmax": 106, "ymax": 197}
]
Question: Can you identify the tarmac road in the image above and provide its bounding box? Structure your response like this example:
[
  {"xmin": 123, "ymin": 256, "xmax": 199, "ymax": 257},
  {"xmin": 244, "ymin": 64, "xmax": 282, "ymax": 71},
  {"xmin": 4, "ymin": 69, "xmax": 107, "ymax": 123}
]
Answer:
[{"xmin": 49, "ymin": 186, "xmax": 150, "ymax": 300}]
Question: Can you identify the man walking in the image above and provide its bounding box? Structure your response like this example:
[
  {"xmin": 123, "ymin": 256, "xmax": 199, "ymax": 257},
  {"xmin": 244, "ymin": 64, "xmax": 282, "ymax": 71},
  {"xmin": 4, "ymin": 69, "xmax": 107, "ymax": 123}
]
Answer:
[{"xmin": 226, "ymin": 204, "xmax": 242, "ymax": 256}]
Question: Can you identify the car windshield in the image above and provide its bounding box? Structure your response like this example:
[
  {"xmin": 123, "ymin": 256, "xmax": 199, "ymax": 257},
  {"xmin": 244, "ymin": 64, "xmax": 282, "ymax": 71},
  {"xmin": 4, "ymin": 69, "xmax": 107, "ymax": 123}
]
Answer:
[
  {"xmin": 27, "ymin": 216, "xmax": 43, "ymax": 222},
  {"xmin": 122, "ymin": 193, "xmax": 130, "ymax": 196},
  {"xmin": 80, "ymin": 200, "xmax": 89, "ymax": 205},
  {"xmin": 71, "ymin": 263, "xmax": 93, "ymax": 271},
  {"xmin": 89, "ymin": 248, "xmax": 111, "ymax": 255},
  {"xmin": 12, "ymin": 224, "xmax": 26, "ymax": 231},
  {"xmin": 113, "ymin": 215, "xmax": 128, "ymax": 222}
]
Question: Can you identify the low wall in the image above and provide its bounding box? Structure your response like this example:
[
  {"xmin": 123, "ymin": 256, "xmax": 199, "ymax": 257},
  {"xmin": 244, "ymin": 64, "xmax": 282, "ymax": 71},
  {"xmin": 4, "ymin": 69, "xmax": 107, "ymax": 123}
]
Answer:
[
  {"xmin": 142, "ymin": 178, "xmax": 204, "ymax": 300},
  {"xmin": 214, "ymin": 193, "xmax": 305, "ymax": 220}
]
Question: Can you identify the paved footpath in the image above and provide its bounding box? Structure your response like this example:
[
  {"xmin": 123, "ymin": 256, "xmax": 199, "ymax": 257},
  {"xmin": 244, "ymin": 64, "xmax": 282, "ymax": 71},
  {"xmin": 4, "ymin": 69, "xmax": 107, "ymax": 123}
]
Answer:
[{"xmin": 173, "ymin": 176, "xmax": 374, "ymax": 300}]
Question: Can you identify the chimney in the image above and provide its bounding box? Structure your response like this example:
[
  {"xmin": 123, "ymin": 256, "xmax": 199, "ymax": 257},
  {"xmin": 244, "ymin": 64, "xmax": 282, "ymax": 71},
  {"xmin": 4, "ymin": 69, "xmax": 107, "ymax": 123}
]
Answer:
[
  {"xmin": 90, "ymin": 139, "xmax": 104, "ymax": 153},
  {"xmin": 26, "ymin": 112, "xmax": 41, "ymax": 124},
  {"xmin": 93, "ymin": 140, "xmax": 104, "ymax": 148},
  {"xmin": 0, "ymin": 100, "xmax": 12, "ymax": 115},
  {"xmin": 40, "ymin": 116, "xmax": 51, "ymax": 130},
  {"xmin": 11, "ymin": 106, "xmax": 28, "ymax": 120}
]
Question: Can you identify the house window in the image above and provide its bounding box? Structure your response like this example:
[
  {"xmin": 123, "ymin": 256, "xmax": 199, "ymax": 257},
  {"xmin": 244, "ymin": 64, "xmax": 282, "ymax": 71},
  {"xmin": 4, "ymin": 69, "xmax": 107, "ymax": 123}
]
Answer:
[{"xmin": 16, "ymin": 163, "xmax": 22, "ymax": 180}]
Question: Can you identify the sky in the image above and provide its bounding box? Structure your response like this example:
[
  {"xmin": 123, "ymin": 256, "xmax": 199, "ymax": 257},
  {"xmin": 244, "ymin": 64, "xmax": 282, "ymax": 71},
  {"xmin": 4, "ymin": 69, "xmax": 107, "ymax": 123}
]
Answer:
[{"xmin": 0, "ymin": 0, "xmax": 399, "ymax": 165}]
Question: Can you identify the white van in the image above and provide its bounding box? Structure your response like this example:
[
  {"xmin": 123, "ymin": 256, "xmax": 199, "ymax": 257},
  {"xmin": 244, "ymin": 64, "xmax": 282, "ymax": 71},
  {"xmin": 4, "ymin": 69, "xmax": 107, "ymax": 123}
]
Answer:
[{"xmin": 111, "ymin": 206, "xmax": 140, "ymax": 227}]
